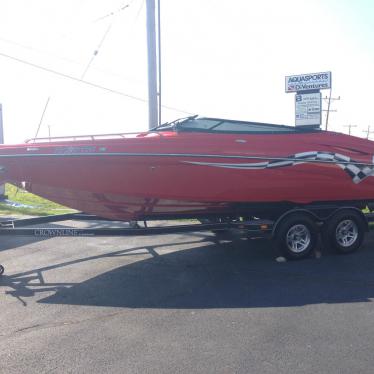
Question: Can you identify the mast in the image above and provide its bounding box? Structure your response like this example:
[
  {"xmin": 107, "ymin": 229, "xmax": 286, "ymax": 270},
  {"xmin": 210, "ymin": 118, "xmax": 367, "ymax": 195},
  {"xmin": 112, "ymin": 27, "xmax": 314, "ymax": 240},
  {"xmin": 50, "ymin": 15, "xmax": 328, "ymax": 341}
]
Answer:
[{"xmin": 146, "ymin": 0, "xmax": 159, "ymax": 129}]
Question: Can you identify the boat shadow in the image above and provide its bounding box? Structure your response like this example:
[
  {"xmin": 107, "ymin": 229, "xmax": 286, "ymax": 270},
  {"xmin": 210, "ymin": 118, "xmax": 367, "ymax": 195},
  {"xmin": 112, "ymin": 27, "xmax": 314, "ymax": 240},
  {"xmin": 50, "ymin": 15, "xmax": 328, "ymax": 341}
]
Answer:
[{"xmin": 3, "ymin": 230, "xmax": 374, "ymax": 309}]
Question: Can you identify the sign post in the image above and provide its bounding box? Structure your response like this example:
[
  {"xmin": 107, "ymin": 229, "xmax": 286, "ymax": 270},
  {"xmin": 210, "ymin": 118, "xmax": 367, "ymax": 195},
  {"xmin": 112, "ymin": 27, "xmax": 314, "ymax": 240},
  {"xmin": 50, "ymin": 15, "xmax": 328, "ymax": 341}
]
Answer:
[
  {"xmin": 285, "ymin": 71, "xmax": 331, "ymax": 128},
  {"xmin": 0, "ymin": 104, "xmax": 4, "ymax": 198}
]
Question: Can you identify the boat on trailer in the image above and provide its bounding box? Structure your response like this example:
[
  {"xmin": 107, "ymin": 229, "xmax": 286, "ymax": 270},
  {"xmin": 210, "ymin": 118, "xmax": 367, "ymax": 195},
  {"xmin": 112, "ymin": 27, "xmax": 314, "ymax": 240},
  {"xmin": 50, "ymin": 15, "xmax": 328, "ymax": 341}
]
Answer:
[
  {"xmin": 2, "ymin": 1, "xmax": 371, "ymax": 270},
  {"xmin": 1, "ymin": 115, "xmax": 374, "ymax": 265},
  {"xmin": 1, "ymin": 116, "xmax": 374, "ymax": 221}
]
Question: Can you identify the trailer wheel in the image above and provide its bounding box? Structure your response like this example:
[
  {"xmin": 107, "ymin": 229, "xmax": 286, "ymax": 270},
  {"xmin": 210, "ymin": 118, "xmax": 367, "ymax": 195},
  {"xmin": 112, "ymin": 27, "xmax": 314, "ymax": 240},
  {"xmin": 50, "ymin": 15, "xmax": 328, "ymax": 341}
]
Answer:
[
  {"xmin": 0, "ymin": 264, "xmax": 4, "ymax": 276},
  {"xmin": 275, "ymin": 214, "xmax": 318, "ymax": 260},
  {"xmin": 324, "ymin": 211, "xmax": 365, "ymax": 254}
]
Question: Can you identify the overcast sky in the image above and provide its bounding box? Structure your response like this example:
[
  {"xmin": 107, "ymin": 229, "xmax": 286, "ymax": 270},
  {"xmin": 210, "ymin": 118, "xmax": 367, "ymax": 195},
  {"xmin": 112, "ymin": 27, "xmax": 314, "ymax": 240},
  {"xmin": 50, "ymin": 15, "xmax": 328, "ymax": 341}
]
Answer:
[{"xmin": 0, "ymin": 0, "xmax": 373, "ymax": 143}]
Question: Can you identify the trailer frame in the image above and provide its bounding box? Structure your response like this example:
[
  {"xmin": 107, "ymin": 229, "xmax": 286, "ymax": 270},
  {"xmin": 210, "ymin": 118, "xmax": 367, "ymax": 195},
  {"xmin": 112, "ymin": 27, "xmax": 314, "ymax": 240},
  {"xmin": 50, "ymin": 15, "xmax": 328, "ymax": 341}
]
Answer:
[
  {"xmin": 1, "ymin": 208, "xmax": 374, "ymax": 275},
  {"xmin": 0, "ymin": 213, "xmax": 273, "ymax": 275}
]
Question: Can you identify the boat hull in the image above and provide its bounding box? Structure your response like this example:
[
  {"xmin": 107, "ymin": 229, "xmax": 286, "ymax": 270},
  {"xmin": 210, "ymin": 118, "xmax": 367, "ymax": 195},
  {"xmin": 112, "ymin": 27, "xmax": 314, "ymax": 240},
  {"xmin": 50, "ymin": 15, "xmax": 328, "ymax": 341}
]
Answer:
[{"xmin": 1, "ymin": 130, "xmax": 374, "ymax": 220}]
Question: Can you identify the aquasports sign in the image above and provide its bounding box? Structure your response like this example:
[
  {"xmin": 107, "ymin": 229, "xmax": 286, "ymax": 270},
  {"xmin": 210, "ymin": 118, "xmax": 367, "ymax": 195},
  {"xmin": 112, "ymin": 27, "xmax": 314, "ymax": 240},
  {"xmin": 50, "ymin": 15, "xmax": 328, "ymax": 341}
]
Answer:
[{"xmin": 285, "ymin": 72, "xmax": 331, "ymax": 93}]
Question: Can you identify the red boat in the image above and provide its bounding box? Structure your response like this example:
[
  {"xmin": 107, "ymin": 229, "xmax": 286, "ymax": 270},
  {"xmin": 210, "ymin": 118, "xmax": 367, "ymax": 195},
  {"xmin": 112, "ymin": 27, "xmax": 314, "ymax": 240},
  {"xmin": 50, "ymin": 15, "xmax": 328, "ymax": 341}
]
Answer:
[{"xmin": 0, "ymin": 116, "xmax": 374, "ymax": 221}]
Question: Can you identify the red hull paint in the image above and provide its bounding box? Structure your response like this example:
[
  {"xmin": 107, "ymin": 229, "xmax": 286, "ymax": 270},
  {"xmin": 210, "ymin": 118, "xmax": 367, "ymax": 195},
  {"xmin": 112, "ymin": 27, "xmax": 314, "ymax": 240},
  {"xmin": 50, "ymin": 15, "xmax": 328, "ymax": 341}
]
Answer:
[{"xmin": 1, "ymin": 130, "xmax": 374, "ymax": 220}]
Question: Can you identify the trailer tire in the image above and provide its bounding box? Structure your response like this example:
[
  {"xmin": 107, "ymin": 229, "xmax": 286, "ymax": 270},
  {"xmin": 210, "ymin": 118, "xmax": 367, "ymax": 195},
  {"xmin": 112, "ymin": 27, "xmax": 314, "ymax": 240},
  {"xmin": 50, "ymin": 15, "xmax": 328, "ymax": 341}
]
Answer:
[
  {"xmin": 324, "ymin": 210, "xmax": 365, "ymax": 254},
  {"xmin": 275, "ymin": 214, "xmax": 318, "ymax": 260},
  {"xmin": 0, "ymin": 264, "xmax": 4, "ymax": 276}
]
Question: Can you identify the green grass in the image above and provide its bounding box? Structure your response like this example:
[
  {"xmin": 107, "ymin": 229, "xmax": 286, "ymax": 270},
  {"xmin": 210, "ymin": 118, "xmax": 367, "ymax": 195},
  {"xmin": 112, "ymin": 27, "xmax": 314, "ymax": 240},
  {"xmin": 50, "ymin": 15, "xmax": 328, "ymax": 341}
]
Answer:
[{"xmin": 0, "ymin": 184, "xmax": 76, "ymax": 216}]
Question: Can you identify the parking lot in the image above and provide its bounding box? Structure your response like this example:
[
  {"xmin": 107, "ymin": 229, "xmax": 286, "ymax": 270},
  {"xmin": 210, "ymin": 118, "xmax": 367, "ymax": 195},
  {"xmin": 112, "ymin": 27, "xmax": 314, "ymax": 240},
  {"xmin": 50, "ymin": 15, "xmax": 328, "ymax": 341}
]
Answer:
[{"xmin": 1, "ymin": 219, "xmax": 374, "ymax": 373}]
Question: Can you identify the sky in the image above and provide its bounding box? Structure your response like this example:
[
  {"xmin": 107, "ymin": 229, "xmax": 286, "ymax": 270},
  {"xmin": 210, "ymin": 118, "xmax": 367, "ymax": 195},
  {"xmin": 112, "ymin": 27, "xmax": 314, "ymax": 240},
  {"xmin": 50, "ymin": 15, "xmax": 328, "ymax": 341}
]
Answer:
[{"xmin": 0, "ymin": 0, "xmax": 373, "ymax": 143}]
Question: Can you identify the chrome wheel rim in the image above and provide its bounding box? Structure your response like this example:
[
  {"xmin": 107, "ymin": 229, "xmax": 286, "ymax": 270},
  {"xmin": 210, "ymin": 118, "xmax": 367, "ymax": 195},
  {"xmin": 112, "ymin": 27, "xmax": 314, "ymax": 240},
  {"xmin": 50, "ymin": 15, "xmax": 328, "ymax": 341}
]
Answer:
[
  {"xmin": 286, "ymin": 224, "xmax": 311, "ymax": 253},
  {"xmin": 336, "ymin": 219, "xmax": 358, "ymax": 247}
]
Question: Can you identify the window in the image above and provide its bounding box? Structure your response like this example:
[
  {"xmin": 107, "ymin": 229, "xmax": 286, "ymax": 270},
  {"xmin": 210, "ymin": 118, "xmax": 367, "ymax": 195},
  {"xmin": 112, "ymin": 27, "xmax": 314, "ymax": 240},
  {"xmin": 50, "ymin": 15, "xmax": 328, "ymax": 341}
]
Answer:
[
  {"xmin": 178, "ymin": 118, "xmax": 222, "ymax": 130},
  {"xmin": 177, "ymin": 117, "xmax": 311, "ymax": 134}
]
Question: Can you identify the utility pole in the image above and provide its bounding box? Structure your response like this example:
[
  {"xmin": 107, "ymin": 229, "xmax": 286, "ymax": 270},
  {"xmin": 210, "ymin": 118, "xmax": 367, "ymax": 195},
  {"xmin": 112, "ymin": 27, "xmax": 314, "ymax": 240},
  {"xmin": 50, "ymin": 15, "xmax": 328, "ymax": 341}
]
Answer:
[
  {"xmin": 362, "ymin": 125, "xmax": 374, "ymax": 139},
  {"xmin": 146, "ymin": 0, "xmax": 159, "ymax": 129},
  {"xmin": 343, "ymin": 124, "xmax": 357, "ymax": 135},
  {"xmin": 322, "ymin": 91, "xmax": 340, "ymax": 130}
]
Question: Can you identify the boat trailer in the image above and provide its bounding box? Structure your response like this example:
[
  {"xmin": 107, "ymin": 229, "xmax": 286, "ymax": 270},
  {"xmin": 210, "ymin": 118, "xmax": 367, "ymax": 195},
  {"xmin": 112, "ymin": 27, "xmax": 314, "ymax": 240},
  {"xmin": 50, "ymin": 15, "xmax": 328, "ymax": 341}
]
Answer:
[
  {"xmin": 1, "ymin": 207, "xmax": 374, "ymax": 275},
  {"xmin": 0, "ymin": 212, "xmax": 273, "ymax": 275}
]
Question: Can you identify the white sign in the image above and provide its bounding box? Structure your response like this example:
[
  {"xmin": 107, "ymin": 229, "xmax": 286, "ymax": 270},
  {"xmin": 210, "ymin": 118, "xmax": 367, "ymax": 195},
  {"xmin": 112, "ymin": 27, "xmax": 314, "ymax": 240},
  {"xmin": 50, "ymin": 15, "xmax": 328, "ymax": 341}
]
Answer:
[
  {"xmin": 286, "ymin": 72, "xmax": 331, "ymax": 93},
  {"xmin": 295, "ymin": 92, "xmax": 321, "ymax": 127}
]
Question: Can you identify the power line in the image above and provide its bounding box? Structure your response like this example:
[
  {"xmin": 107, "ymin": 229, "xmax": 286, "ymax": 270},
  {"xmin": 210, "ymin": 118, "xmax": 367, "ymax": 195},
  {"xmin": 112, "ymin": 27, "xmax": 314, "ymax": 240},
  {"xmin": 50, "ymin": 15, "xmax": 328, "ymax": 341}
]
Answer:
[
  {"xmin": 80, "ymin": 23, "xmax": 114, "ymax": 79},
  {"xmin": 82, "ymin": 2, "xmax": 134, "ymax": 79},
  {"xmin": 93, "ymin": 3, "xmax": 131, "ymax": 23},
  {"xmin": 0, "ymin": 51, "xmax": 146, "ymax": 101},
  {"xmin": 134, "ymin": 0, "xmax": 146, "ymax": 22},
  {"xmin": 82, "ymin": 0, "xmax": 146, "ymax": 80},
  {"xmin": 0, "ymin": 1, "xmax": 142, "ymax": 80},
  {"xmin": 0, "ymin": 51, "xmax": 194, "ymax": 115},
  {"xmin": 35, "ymin": 97, "xmax": 51, "ymax": 138},
  {"xmin": 0, "ymin": 0, "xmax": 148, "ymax": 92},
  {"xmin": 0, "ymin": 35, "xmax": 145, "ymax": 85},
  {"xmin": 0, "ymin": 36, "xmax": 80, "ymax": 66}
]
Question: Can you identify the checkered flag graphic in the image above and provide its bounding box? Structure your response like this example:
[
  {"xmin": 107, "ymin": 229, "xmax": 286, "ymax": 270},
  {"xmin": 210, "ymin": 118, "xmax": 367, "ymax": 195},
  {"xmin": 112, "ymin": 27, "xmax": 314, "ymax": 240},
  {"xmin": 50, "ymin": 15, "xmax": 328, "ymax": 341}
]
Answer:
[{"xmin": 185, "ymin": 151, "xmax": 374, "ymax": 184}]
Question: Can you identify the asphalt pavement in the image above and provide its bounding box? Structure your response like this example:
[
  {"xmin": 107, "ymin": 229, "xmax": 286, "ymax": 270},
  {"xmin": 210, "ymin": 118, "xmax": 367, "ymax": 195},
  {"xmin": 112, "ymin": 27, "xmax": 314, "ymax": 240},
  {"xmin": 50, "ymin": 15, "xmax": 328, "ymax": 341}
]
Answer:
[{"xmin": 1, "ymin": 219, "xmax": 374, "ymax": 373}]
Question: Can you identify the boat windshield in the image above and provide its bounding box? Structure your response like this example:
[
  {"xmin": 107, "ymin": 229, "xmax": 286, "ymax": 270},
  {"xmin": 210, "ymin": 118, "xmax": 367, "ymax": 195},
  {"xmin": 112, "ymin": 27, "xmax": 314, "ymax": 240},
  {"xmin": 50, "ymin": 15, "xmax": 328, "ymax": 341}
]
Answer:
[
  {"xmin": 152, "ymin": 117, "xmax": 320, "ymax": 134},
  {"xmin": 150, "ymin": 115, "xmax": 198, "ymax": 131},
  {"xmin": 174, "ymin": 117, "xmax": 319, "ymax": 134}
]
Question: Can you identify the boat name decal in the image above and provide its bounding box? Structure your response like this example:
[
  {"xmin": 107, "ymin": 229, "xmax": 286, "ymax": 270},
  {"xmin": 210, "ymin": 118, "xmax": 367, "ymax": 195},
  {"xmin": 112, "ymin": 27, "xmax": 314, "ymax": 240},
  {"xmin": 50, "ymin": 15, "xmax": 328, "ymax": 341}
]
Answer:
[
  {"xmin": 55, "ymin": 146, "xmax": 96, "ymax": 154},
  {"xmin": 33, "ymin": 228, "xmax": 91, "ymax": 237},
  {"xmin": 183, "ymin": 151, "xmax": 374, "ymax": 184}
]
